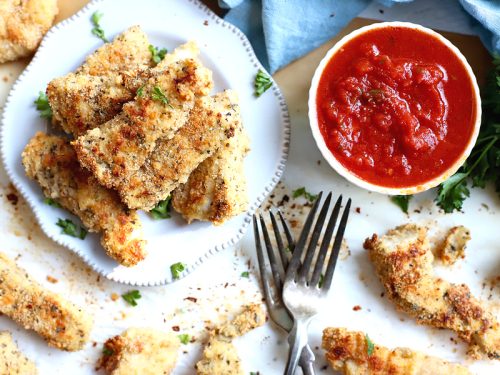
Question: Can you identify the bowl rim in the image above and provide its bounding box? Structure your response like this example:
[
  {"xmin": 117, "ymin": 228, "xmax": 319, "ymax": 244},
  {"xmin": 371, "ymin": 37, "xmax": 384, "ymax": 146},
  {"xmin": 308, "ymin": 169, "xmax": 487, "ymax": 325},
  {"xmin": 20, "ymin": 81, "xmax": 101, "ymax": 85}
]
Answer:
[{"xmin": 307, "ymin": 21, "xmax": 482, "ymax": 195}]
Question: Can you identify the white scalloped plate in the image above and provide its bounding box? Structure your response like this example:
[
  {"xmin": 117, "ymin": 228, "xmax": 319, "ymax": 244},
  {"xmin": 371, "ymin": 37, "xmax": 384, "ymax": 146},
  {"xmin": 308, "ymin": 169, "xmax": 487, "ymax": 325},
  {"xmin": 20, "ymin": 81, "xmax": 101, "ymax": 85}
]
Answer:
[{"xmin": 1, "ymin": 0, "xmax": 289, "ymax": 286}]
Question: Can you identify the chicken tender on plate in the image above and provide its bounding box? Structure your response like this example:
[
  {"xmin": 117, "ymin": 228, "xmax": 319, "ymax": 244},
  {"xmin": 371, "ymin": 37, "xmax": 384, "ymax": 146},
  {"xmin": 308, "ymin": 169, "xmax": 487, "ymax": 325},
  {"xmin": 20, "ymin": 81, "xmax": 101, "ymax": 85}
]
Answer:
[
  {"xmin": 73, "ymin": 45, "xmax": 213, "ymax": 189},
  {"xmin": 172, "ymin": 112, "xmax": 250, "ymax": 225},
  {"xmin": 437, "ymin": 225, "xmax": 471, "ymax": 265},
  {"xmin": 0, "ymin": 252, "xmax": 93, "ymax": 351},
  {"xmin": 97, "ymin": 328, "xmax": 179, "ymax": 375},
  {"xmin": 120, "ymin": 90, "xmax": 239, "ymax": 211},
  {"xmin": 196, "ymin": 304, "xmax": 265, "ymax": 375},
  {"xmin": 0, "ymin": 331, "xmax": 38, "ymax": 374},
  {"xmin": 22, "ymin": 132, "xmax": 146, "ymax": 267},
  {"xmin": 322, "ymin": 327, "xmax": 471, "ymax": 375},
  {"xmin": 0, "ymin": 0, "xmax": 58, "ymax": 63},
  {"xmin": 364, "ymin": 224, "xmax": 500, "ymax": 359}
]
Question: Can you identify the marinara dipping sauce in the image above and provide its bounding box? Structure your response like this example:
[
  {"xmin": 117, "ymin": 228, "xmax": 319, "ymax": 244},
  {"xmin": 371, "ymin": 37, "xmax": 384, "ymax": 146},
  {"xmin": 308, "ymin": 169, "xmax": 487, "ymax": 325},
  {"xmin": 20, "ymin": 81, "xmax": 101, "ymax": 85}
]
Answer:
[{"xmin": 313, "ymin": 23, "xmax": 480, "ymax": 190}]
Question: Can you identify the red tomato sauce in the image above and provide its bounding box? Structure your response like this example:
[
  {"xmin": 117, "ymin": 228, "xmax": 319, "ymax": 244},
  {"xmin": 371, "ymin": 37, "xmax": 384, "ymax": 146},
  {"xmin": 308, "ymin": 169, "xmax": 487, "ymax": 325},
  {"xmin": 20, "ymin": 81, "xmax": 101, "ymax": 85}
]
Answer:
[{"xmin": 316, "ymin": 26, "xmax": 477, "ymax": 188}]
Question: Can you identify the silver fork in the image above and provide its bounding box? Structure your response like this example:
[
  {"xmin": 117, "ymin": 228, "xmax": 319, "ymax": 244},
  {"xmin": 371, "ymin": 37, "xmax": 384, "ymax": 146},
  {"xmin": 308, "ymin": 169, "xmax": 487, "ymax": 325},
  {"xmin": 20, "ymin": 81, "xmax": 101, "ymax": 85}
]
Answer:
[
  {"xmin": 283, "ymin": 192, "xmax": 351, "ymax": 375},
  {"xmin": 253, "ymin": 211, "xmax": 316, "ymax": 375}
]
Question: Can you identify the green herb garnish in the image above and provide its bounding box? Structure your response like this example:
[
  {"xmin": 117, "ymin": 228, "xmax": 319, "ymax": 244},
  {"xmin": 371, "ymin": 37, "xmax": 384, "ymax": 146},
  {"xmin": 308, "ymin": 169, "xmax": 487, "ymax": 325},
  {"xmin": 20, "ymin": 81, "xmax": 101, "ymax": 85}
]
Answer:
[
  {"xmin": 44, "ymin": 197, "xmax": 60, "ymax": 207},
  {"xmin": 90, "ymin": 11, "xmax": 108, "ymax": 43},
  {"xmin": 365, "ymin": 334, "xmax": 375, "ymax": 356},
  {"xmin": 150, "ymin": 196, "xmax": 171, "ymax": 219},
  {"xmin": 318, "ymin": 273, "xmax": 324, "ymax": 288},
  {"xmin": 34, "ymin": 92, "xmax": 52, "ymax": 119},
  {"xmin": 178, "ymin": 333, "xmax": 190, "ymax": 345},
  {"xmin": 102, "ymin": 347, "xmax": 114, "ymax": 356},
  {"xmin": 171, "ymin": 262, "xmax": 186, "ymax": 280},
  {"xmin": 151, "ymin": 86, "xmax": 173, "ymax": 108},
  {"xmin": 56, "ymin": 219, "xmax": 87, "ymax": 239},
  {"xmin": 254, "ymin": 69, "xmax": 272, "ymax": 97},
  {"xmin": 136, "ymin": 85, "xmax": 145, "ymax": 98},
  {"xmin": 292, "ymin": 187, "xmax": 318, "ymax": 202},
  {"xmin": 390, "ymin": 195, "xmax": 412, "ymax": 214},
  {"xmin": 149, "ymin": 45, "xmax": 168, "ymax": 65},
  {"xmin": 121, "ymin": 290, "xmax": 141, "ymax": 306},
  {"xmin": 240, "ymin": 271, "xmax": 250, "ymax": 278}
]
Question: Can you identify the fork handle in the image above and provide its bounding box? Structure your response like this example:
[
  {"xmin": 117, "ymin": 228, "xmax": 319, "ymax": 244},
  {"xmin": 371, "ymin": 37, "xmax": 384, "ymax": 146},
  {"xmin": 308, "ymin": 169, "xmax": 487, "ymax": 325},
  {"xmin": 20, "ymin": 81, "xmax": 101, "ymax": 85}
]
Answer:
[
  {"xmin": 285, "ymin": 319, "xmax": 310, "ymax": 375},
  {"xmin": 299, "ymin": 344, "xmax": 315, "ymax": 375}
]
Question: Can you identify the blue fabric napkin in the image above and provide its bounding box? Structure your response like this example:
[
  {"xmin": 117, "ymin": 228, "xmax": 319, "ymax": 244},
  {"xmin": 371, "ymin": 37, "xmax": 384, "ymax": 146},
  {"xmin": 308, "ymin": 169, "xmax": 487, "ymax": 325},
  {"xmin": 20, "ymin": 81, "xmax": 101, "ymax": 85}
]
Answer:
[{"xmin": 219, "ymin": 0, "xmax": 500, "ymax": 73}]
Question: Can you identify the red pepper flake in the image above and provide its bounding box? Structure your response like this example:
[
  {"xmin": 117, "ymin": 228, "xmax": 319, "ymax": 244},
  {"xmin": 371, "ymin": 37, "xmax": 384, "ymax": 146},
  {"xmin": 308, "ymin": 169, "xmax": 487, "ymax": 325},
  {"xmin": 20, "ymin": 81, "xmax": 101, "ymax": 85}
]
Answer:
[
  {"xmin": 6, "ymin": 193, "xmax": 18, "ymax": 206},
  {"xmin": 172, "ymin": 326, "xmax": 180, "ymax": 332},
  {"xmin": 46, "ymin": 275, "xmax": 58, "ymax": 284},
  {"xmin": 355, "ymin": 207, "xmax": 361, "ymax": 213},
  {"xmin": 184, "ymin": 297, "xmax": 197, "ymax": 303},
  {"xmin": 352, "ymin": 305, "xmax": 362, "ymax": 311}
]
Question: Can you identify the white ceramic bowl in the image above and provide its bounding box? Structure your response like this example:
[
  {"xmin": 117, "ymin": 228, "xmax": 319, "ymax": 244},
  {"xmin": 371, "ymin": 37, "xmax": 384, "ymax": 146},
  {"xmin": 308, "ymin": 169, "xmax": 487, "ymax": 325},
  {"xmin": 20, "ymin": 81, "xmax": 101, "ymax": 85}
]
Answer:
[{"xmin": 308, "ymin": 21, "xmax": 481, "ymax": 195}]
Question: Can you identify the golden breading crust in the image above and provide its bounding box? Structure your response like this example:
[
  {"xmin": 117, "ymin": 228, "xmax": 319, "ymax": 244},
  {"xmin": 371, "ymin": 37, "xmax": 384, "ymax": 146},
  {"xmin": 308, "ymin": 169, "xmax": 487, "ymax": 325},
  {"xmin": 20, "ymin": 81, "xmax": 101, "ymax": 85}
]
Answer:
[
  {"xmin": 364, "ymin": 224, "xmax": 500, "ymax": 360},
  {"xmin": 22, "ymin": 132, "xmax": 146, "ymax": 267},
  {"xmin": 196, "ymin": 304, "xmax": 265, "ymax": 375},
  {"xmin": 0, "ymin": 0, "xmax": 58, "ymax": 63},
  {"xmin": 437, "ymin": 225, "xmax": 471, "ymax": 265},
  {"xmin": 171, "ymin": 108, "xmax": 250, "ymax": 225},
  {"xmin": 73, "ymin": 47, "xmax": 213, "ymax": 190},
  {"xmin": 97, "ymin": 328, "xmax": 179, "ymax": 375},
  {"xmin": 0, "ymin": 331, "xmax": 38, "ymax": 374},
  {"xmin": 0, "ymin": 252, "xmax": 93, "ymax": 351},
  {"xmin": 322, "ymin": 327, "xmax": 471, "ymax": 375},
  {"xmin": 46, "ymin": 26, "xmax": 152, "ymax": 136},
  {"xmin": 119, "ymin": 90, "xmax": 239, "ymax": 211}
]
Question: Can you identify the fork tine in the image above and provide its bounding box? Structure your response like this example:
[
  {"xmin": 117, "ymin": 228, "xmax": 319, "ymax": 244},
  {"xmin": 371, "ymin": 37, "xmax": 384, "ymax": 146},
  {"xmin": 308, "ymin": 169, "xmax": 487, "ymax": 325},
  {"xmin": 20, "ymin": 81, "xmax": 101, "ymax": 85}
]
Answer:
[
  {"xmin": 253, "ymin": 215, "xmax": 275, "ymax": 307},
  {"xmin": 310, "ymin": 195, "xmax": 342, "ymax": 287},
  {"xmin": 298, "ymin": 192, "xmax": 332, "ymax": 283},
  {"xmin": 269, "ymin": 211, "xmax": 287, "ymax": 274},
  {"xmin": 322, "ymin": 198, "xmax": 351, "ymax": 289},
  {"xmin": 278, "ymin": 211, "xmax": 295, "ymax": 265},
  {"xmin": 285, "ymin": 192, "xmax": 323, "ymax": 282},
  {"xmin": 259, "ymin": 214, "xmax": 283, "ymax": 292}
]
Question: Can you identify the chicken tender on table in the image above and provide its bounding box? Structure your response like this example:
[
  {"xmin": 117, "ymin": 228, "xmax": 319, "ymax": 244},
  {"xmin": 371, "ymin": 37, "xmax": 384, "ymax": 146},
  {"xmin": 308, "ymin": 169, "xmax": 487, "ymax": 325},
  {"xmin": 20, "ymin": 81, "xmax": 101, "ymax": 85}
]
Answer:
[
  {"xmin": 172, "ymin": 113, "xmax": 250, "ymax": 225},
  {"xmin": 364, "ymin": 224, "xmax": 500, "ymax": 359},
  {"xmin": 97, "ymin": 328, "xmax": 179, "ymax": 375},
  {"xmin": 0, "ymin": 252, "xmax": 93, "ymax": 351},
  {"xmin": 120, "ymin": 90, "xmax": 240, "ymax": 211},
  {"xmin": 0, "ymin": 0, "xmax": 58, "ymax": 63},
  {"xmin": 322, "ymin": 327, "xmax": 471, "ymax": 375},
  {"xmin": 0, "ymin": 331, "xmax": 38, "ymax": 374},
  {"xmin": 196, "ymin": 304, "xmax": 265, "ymax": 375},
  {"xmin": 437, "ymin": 225, "xmax": 471, "ymax": 265},
  {"xmin": 73, "ymin": 45, "xmax": 213, "ymax": 189},
  {"xmin": 46, "ymin": 26, "xmax": 152, "ymax": 136},
  {"xmin": 22, "ymin": 132, "xmax": 146, "ymax": 267}
]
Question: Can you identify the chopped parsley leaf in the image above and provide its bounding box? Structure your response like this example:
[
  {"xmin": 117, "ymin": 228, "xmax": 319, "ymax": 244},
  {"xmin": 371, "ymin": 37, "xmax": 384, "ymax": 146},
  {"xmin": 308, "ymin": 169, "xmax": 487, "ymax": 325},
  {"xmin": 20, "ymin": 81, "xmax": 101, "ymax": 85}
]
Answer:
[
  {"xmin": 149, "ymin": 45, "xmax": 168, "ymax": 65},
  {"xmin": 121, "ymin": 290, "xmax": 141, "ymax": 306},
  {"xmin": 390, "ymin": 195, "xmax": 412, "ymax": 214},
  {"xmin": 150, "ymin": 196, "xmax": 171, "ymax": 219},
  {"xmin": 151, "ymin": 86, "xmax": 173, "ymax": 108},
  {"xmin": 318, "ymin": 273, "xmax": 324, "ymax": 288},
  {"xmin": 102, "ymin": 347, "xmax": 114, "ymax": 356},
  {"xmin": 240, "ymin": 271, "xmax": 250, "ymax": 278},
  {"xmin": 178, "ymin": 333, "xmax": 190, "ymax": 345},
  {"xmin": 56, "ymin": 218, "xmax": 87, "ymax": 239},
  {"xmin": 170, "ymin": 262, "xmax": 186, "ymax": 280},
  {"xmin": 254, "ymin": 69, "xmax": 272, "ymax": 97},
  {"xmin": 34, "ymin": 92, "xmax": 52, "ymax": 119},
  {"xmin": 44, "ymin": 197, "xmax": 60, "ymax": 207},
  {"xmin": 136, "ymin": 85, "xmax": 145, "ymax": 98},
  {"xmin": 365, "ymin": 334, "xmax": 375, "ymax": 356},
  {"xmin": 90, "ymin": 11, "xmax": 108, "ymax": 42},
  {"xmin": 292, "ymin": 187, "xmax": 318, "ymax": 202}
]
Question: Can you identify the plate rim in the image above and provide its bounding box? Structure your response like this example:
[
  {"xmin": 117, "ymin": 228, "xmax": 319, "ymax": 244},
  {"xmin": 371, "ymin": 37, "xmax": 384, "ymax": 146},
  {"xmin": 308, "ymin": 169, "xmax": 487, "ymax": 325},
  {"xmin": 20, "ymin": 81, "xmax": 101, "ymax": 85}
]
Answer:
[{"xmin": 0, "ymin": 0, "xmax": 290, "ymax": 286}]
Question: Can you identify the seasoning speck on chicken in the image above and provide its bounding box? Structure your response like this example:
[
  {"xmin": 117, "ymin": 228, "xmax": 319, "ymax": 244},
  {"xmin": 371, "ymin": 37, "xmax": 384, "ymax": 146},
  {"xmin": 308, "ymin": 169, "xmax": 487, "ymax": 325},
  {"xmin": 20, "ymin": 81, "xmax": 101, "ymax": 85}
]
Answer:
[
  {"xmin": 364, "ymin": 224, "xmax": 500, "ymax": 360},
  {"xmin": 22, "ymin": 132, "xmax": 146, "ymax": 266},
  {"xmin": 0, "ymin": 331, "xmax": 38, "ymax": 374},
  {"xmin": 0, "ymin": 252, "xmax": 93, "ymax": 351},
  {"xmin": 120, "ymin": 90, "xmax": 240, "ymax": 211},
  {"xmin": 322, "ymin": 327, "xmax": 471, "ymax": 374},
  {"xmin": 437, "ymin": 225, "xmax": 471, "ymax": 265},
  {"xmin": 97, "ymin": 328, "xmax": 179, "ymax": 375}
]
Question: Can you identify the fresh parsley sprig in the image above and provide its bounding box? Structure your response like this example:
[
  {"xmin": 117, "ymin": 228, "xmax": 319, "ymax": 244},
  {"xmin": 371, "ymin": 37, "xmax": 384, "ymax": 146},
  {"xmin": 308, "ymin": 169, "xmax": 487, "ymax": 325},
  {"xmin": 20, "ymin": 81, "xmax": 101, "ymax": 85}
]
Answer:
[
  {"xmin": 150, "ymin": 196, "xmax": 171, "ymax": 219},
  {"xmin": 254, "ymin": 69, "xmax": 272, "ymax": 97},
  {"xmin": 151, "ymin": 86, "xmax": 173, "ymax": 108},
  {"xmin": 122, "ymin": 290, "xmax": 141, "ymax": 306},
  {"xmin": 34, "ymin": 92, "xmax": 52, "ymax": 119},
  {"xmin": 390, "ymin": 195, "xmax": 412, "ymax": 214},
  {"xmin": 90, "ymin": 11, "xmax": 108, "ymax": 43},
  {"xmin": 56, "ymin": 218, "xmax": 87, "ymax": 239},
  {"xmin": 44, "ymin": 197, "xmax": 60, "ymax": 207},
  {"xmin": 149, "ymin": 45, "xmax": 168, "ymax": 65},
  {"xmin": 170, "ymin": 262, "xmax": 186, "ymax": 280}
]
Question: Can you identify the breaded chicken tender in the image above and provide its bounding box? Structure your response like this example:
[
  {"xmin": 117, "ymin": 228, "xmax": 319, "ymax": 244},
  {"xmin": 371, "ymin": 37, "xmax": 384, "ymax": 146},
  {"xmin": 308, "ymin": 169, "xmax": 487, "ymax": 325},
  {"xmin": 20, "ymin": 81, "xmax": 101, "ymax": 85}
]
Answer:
[
  {"xmin": 364, "ymin": 224, "xmax": 500, "ymax": 360},
  {"xmin": 22, "ymin": 132, "xmax": 146, "ymax": 266},
  {"xmin": 0, "ymin": 331, "xmax": 38, "ymax": 374},
  {"xmin": 46, "ymin": 26, "xmax": 152, "ymax": 136},
  {"xmin": 196, "ymin": 304, "xmax": 265, "ymax": 375},
  {"xmin": 437, "ymin": 225, "xmax": 471, "ymax": 265},
  {"xmin": 0, "ymin": 252, "xmax": 93, "ymax": 351},
  {"xmin": 0, "ymin": 0, "xmax": 58, "ymax": 63},
  {"xmin": 322, "ymin": 327, "xmax": 471, "ymax": 375},
  {"xmin": 97, "ymin": 328, "xmax": 179, "ymax": 375},
  {"xmin": 120, "ymin": 90, "xmax": 239, "ymax": 211},
  {"xmin": 172, "ymin": 110, "xmax": 250, "ymax": 225},
  {"xmin": 73, "ymin": 44, "xmax": 213, "ymax": 189}
]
